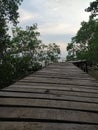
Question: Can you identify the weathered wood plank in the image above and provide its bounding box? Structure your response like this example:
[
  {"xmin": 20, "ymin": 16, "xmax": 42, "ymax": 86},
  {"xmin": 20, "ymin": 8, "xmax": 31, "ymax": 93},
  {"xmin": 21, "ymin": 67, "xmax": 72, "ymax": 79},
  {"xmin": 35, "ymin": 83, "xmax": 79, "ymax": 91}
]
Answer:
[
  {"xmin": 37, "ymin": 70, "xmax": 87, "ymax": 75},
  {"xmin": 0, "ymin": 91, "xmax": 98, "ymax": 103},
  {"xmin": 34, "ymin": 72, "xmax": 94, "ymax": 79},
  {"xmin": 19, "ymin": 77, "xmax": 98, "ymax": 87},
  {"xmin": 29, "ymin": 74, "xmax": 96, "ymax": 80},
  {"xmin": 0, "ymin": 107, "xmax": 98, "ymax": 124},
  {"xmin": 0, "ymin": 122, "xmax": 98, "ymax": 130},
  {"xmin": 2, "ymin": 87, "xmax": 98, "ymax": 98},
  {"xmin": 0, "ymin": 62, "xmax": 98, "ymax": 130},
  {"xmin": 0, "ymin": 98, "xmax": 98, "ymax": 112},
  {"xmin": 7, "ymin": 83, "xmax": 98, "ymax": 93},
  {"xmin": 13, "ymin": 81, "xmax": 98, "ymax": 89}
]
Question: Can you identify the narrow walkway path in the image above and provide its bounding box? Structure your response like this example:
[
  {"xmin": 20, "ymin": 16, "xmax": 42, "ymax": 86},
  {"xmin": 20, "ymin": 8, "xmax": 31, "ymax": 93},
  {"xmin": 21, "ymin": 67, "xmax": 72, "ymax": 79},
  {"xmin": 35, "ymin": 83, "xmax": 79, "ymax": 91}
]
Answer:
[{"xmin": 0, "ymin": 62, "xmax": 98, "ymax": 130}]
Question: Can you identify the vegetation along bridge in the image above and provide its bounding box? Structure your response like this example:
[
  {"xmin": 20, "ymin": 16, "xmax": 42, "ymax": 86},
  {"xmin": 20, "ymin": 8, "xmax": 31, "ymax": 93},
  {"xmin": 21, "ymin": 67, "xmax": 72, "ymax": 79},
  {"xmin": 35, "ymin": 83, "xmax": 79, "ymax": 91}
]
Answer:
[{"xmin": 0, "ymin": 62, "xmax": 98, "ymax": 130}]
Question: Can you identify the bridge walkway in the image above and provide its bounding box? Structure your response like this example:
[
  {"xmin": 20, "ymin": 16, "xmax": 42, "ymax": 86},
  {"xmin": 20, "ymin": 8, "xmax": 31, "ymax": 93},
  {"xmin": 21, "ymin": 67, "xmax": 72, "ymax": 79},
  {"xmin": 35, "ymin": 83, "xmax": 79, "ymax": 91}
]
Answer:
[{"xmin": 0, "ymin": 62, "xmax": 98, "ymax": 130}]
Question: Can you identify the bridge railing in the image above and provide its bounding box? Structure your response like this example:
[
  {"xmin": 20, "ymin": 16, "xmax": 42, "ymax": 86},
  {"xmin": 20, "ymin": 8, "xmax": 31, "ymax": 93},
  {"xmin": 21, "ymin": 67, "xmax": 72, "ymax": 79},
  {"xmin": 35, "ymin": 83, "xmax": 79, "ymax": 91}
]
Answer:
[{"xmin": 71, "ymin": 60, "xmax": 88, "ymax": 73}]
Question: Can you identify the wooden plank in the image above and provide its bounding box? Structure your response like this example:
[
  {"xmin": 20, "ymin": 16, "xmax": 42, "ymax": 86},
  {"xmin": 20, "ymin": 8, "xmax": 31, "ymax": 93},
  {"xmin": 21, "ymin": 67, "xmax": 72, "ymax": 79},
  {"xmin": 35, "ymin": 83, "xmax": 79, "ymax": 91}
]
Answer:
[
  {"xmin": 14, "ymin": 81, "xmax": 98, "ymax": 89},
  {"xmin": 0, "ymin": 107, "xmax": 98, "ymax": 124},
  {"xmin": 35, "ymin": 68, "xmax": 92, "ymax": 74},
  {"xmin": 37, "ymin": 70, "xmax": 86, "ymax": 75},
  {"xmin": 0, "ymin": 122, "xmax": 98, "ymax": 130},
  {"xmin": 29, "ymin": 74, "xmax": 96, "ymax": 80},
  {"xmin": 7, "ymin": 83, "xmax": 98, "ymax": 93},
  {"xmin": 39, "ymin": 68, "xmax": 84, "ymax": 72},
  {"xmin": 2, "ymin": 86, "xmax": 98, "ymax": 98},
  {"xmin": 19, "ymin": 77, "xmax": 98, "ymax": 87},
  {"xmin": 35, "ymin": 72, "xmax": 93, "ymax": 79},
  {"xmin": 0, "ymin": 98, "xmax": 98, "ymax": 112},
  {"xmin": 0, "ymin": 62, "xmax": 98, "ymax": 130},
  {"xmin": 0, "ymin": 91, "xmax": 98, "ymax": 103},
  {"xmin": 4, "ymin": 84, "xmax": 98, "ymax": 92}
]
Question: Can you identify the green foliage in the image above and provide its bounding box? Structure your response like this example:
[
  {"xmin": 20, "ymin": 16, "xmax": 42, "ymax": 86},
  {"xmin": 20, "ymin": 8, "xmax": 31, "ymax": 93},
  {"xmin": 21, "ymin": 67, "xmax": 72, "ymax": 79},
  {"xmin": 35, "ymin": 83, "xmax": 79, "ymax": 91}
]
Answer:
[
  {"xmin": 67, "ymin": 0, "xmax": 98, "ymax": 65},
  {"xmin": 0, "ymin": 0, "xmax": 23, "ymax": 24},
  {"xmin": 0, "ymin": 0, "xmax": 23, "ymax": 60},
  {"xmin": 67, "ymin": 19, "xmax": 98, "ymax": 63},
  {"xmin": 0, "ymin": 58, "xmax": 14, "ymax": 88},
  {"xmin": 85, "ymin": 0, "xmax": 98, "ymax": 19},
  {"xmin": 0, "ymin": 0, "xmax": 23, "ymax": 87},
  {"xmin": 46, "ymin": 43, "xmax": 60, "ymax": 63},
  {"xmin": 0, "ymin": 24, "xmax": 61, "ymax": 88},
  {"xmin": 0, "ymin": 55, "xmax": 31, "ymax": 87},
  {"xmin": 11, "ymin": 24, "xmax": 41, "ymax": 61},
  {"xmin": 0, "ymin": 0, "xmax": 61, "ymax": 88},
  {"xmin": 66, "ymin": 43, "xmax": 75, "ymax": 61}
]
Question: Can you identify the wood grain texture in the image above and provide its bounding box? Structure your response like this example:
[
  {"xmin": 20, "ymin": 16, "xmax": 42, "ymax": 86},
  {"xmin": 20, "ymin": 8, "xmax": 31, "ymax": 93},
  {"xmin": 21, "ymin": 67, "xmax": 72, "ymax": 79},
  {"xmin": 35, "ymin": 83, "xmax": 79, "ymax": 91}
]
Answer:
[
  {"xmin": 0, "ymin": 122, "xmax": 98, "ymax": 130},
  {"xmin": 0, "ymin": 62, "xmax": 98, "ymax": 130}
]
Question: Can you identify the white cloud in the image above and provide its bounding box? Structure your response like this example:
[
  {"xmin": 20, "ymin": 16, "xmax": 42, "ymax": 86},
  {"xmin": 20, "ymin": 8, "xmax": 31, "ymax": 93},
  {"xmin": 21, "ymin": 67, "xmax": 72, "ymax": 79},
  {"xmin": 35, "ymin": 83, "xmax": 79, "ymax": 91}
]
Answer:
[
  {"xmin": 18, "ymin": 0, "xmax": 94, "ymax": 59},
  {"xmin": 39, "ymin": 23, "xmax": 77, "ymax": 35},
  {"xmin": 18, "ymin": 9, "xmax": 39, "ymax": 22},
  {"xmin": 19, "ymin": 0, "xmax": 93, "ymax": 35}
]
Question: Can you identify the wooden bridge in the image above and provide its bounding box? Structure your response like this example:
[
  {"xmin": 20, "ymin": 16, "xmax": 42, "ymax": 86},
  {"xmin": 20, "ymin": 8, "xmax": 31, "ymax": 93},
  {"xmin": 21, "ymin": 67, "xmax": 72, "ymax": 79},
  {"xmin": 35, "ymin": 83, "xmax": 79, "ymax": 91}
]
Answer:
[{"xmin": 0, "ymin": 62, "xmax": 98, "ymax": 130}]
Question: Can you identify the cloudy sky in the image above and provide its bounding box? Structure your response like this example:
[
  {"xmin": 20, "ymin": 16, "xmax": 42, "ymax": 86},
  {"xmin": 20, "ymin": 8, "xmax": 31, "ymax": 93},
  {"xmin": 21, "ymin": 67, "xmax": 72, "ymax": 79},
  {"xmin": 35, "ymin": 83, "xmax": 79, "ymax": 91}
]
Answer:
[{"xmin": 18, "ymin": 0, "xmax": 93, "ymax": 59}]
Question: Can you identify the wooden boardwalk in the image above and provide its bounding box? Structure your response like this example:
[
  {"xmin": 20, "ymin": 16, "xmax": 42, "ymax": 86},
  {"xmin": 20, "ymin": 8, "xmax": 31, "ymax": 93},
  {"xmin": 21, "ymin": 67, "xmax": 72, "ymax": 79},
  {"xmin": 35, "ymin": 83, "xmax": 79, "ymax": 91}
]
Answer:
[{"xmin": 0, "ymin": 62, "xmax": 98, "ymax": 130}]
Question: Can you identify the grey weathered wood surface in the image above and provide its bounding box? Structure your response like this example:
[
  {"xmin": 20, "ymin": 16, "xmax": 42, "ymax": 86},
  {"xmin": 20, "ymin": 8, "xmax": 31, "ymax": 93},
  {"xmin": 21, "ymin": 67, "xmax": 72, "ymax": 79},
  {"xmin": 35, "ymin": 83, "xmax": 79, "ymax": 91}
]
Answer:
[{"xmin": 0, "ymin": 62, "xmax": 98, "ymax": 130}]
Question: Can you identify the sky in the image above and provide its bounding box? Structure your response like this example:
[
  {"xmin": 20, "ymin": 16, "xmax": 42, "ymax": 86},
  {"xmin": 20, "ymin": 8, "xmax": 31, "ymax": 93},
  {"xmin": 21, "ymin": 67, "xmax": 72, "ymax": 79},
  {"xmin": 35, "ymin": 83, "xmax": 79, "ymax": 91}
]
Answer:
[{"xmin": 18, "ymin": 0, "xmax": 94, "ymax": 59}]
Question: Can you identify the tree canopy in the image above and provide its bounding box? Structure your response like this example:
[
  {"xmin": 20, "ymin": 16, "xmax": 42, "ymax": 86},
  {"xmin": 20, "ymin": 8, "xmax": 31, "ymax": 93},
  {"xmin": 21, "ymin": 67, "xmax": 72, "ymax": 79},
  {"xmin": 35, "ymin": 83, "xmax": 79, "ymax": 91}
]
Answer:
[
  {"xmin": 0, "ymin": 1, "xmax": 61, "ymax": 88},
  {"xmin": 67, "ymin": 0, "xmax": 98, "ymax": 65},
  {"xmin": 85, "ymin": 0, "xmax": 98, "ymax": 19},
  {"xmin": 0, "ymin": 0, "xmax": 23, "ymax": 24},
  {"xmin": 0, "ymin": 0, "xmax": 23, "ymax": 60}
]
